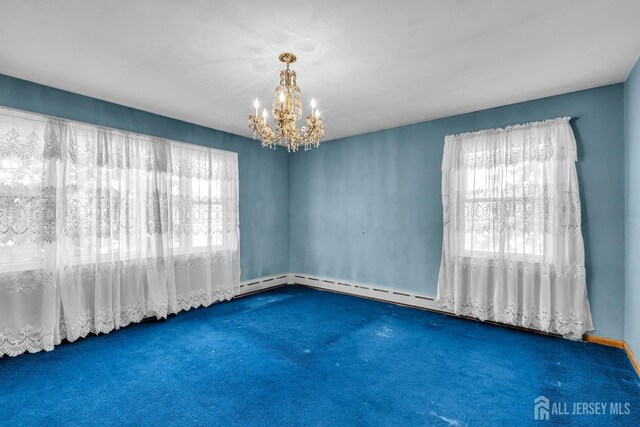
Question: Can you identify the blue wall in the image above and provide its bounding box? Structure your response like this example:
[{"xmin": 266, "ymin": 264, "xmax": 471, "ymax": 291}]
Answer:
[
  {"xmin": 291, "ymin": 84, "xmax": 626, "ymax": 340},
  {"xmin": 1, "ymin": 73, "xmax": 630, "ymax": 341},
  {"xmin": 625, "ymin": 58, "xmax": 640, "ymax": 357},
  {"xmin": 0, "ymin": 74, "xmax": 290, "ymax": 281}
]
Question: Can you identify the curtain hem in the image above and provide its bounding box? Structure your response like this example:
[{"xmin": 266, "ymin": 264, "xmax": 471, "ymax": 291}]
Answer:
[{"xmin": 0, "ymin": 283, "xmax": 239, "ymax": 358}]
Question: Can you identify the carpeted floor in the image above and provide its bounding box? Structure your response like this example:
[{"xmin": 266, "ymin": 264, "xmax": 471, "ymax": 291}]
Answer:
[{"xmin": 1, "ymin": 286, "xmax": 638, "ymax": 426}]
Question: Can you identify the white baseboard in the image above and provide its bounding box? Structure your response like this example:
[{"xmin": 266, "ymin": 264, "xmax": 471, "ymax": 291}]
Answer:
[
  {"xmin": 290, "ymin": 273, "xmax": 449, "ymax": 314},
  {"xmin": 236, "ymin": 273, "xmax": 446, "ymax": 315},
  {"xmin": 240, "ymin": 273, "xmax": 581, "ymax": 344},
  {"xmin": 236, "ymin": 273, "xmax": 292, "ymax": 296}
]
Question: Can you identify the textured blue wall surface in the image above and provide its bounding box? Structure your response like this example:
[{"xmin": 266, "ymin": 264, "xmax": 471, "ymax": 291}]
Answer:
[
  {"xmin": 625, "ymin": 58, "xmax": 640, "ymax": 357},
  {"xmin": 0, "ymin": 74, "xmax": 290, "ymax": 281},
  {"xmin": 291, "ymin": 84, "xmax": 626, "ymax": 339},
  {"xmin": 0, "ymin": 73, "xmax": 629, "ymax": 340}
]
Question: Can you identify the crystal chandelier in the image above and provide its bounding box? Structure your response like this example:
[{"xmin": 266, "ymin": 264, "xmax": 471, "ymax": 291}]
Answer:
[{"xmin": 249, "ymin": 52, "xmax": 324, "ymax": 152}]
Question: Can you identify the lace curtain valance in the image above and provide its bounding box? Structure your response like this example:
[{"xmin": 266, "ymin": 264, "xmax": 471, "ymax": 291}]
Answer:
[
  {"xmin": 436, "ymin": 117, "xmax": 593, "ymax": 338},
  {"xmin": 0, "ymin": 107, "xmax": 240, "ymax": 357}
]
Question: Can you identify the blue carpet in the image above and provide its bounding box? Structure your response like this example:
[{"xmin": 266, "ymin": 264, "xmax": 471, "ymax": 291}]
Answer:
[{"xmin": 1, "ymin": 286, "xmax": 638, "ymax": 426}]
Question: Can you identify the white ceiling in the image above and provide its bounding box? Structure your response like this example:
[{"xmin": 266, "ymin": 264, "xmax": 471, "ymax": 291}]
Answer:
[{"xmin": 1, "ymin": 0, "xmax": 639, "ymax": 141}]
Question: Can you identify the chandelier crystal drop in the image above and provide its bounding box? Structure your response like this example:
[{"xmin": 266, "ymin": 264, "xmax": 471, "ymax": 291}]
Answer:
[{"xmin": 249, "ymin": 52, "xmax": 325, "ymax": 152}]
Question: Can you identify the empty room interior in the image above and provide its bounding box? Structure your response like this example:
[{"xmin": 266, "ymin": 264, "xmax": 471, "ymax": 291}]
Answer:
[{"xmin": 1, "ymin": 1, "xmax": 640, "ymax": 425}]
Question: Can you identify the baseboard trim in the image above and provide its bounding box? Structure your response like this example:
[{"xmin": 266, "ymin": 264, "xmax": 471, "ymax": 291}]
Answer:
[
  {"xmin": 583, "ymin": 335, "xmax": 625, "ymax": 349},
  {"xmin": 582, "ymin": 335, "xmax": 640, "ymax": 376},
  {"xmin": 237, "ymin": 273, "xmax": 292, "ymax": 297},
  {"xmin": 291, "ymin": 273, "xmax": 447, "ymax": 313},
  {"xmin": 623, "ymin": 343, "xmax": 640, "ymax": 378},
  {"xmin": 291, "ymin": 274, "xmax": 566, "ymax": 339},
  {"xmin": 248, "ymin": 273, "xmax": 640, "ymax": 379}
]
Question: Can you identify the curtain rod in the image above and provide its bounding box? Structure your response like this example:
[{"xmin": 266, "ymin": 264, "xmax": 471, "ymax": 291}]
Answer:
[
  {"xmin": 0, "ymin": 105, "xmax": 238, "ymax": 158},
  {"xmin": 447, "ymin": 116, "xmax": 571, "ymax": 139}
]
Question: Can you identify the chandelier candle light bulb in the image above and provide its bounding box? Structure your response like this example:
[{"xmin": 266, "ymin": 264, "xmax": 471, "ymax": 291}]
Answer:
[{"xmin": 249, "ymin": 52, "xmax": 325, "ymax": 152}]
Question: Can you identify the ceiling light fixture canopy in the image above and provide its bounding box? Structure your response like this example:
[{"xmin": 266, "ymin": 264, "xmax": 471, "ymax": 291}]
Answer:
[{"xmin": 249, "ymin": 53, "xmax": 324, "ymax": 152}]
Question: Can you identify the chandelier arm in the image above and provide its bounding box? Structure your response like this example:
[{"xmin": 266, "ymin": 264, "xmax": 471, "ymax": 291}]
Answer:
[
  {"xmin": 250, "ymin": 118, "xmax": 280, "ymax": 145},
  {"xmin": 298, "ymin": 120, "xmax": 322, "ymax": 142}
]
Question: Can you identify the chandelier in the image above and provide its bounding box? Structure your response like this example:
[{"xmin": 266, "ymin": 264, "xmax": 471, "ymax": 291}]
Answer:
[{"xmin": 249, "ymin": 52, "xmax": 324, "ymax": 152}]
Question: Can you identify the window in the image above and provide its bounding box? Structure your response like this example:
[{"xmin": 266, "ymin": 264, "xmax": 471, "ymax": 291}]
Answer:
[
  {"xmin": 438, "ymin": 118, "xmax": 592, "ymax": 338},
  {"xmin": 0, "ymin": 106, "xmax": 241, "ymax": 357},
  {"xmin": 171, "ymin": 176, "xmax": 224, "ymax": 252},
  {"xmin": 0, "ymin": 130, "xmax": 47, "ymax": 270},
  {"xmin": 0, "ymin": 108, "xmax": 240, "ymax": 272},
  {"xmin": 462, "ymin": 153, "xmax": 545, "ymax": 258}
]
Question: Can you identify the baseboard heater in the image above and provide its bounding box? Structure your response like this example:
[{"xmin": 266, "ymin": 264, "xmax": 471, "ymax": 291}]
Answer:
[
  {"xmin": 290, "ymin": 273, "xmax": 567, "ymax": 340},
  {"xmin": 290, "ymin": 273, "xmax": 445, "ymax": 313}
]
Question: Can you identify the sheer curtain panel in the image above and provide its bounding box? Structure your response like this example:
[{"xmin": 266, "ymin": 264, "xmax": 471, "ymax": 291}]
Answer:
[
  {"xmin": 0, "ymin": 107, "xmax": 240, "ymax": 357},
  {"xmin": 436, "ymin": 117, "xmax": 593, "ymax": 339}
]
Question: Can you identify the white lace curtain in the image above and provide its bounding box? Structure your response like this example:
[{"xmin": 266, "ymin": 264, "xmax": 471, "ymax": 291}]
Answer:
[
  {"xmin": 0, "ymin": 107, "xmax": 240, "ymax": 357},
  {"xmin": 436, "ymin": 117, "xmax": 593, "ymax": 339}
]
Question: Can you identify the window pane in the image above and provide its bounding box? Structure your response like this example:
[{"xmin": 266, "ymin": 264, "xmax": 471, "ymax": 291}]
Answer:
[{"xmin": 463, "ymin": 157, "xmax": 544, "ymax": 257}]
